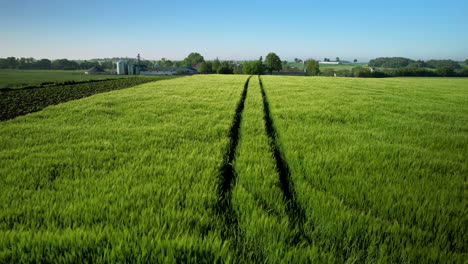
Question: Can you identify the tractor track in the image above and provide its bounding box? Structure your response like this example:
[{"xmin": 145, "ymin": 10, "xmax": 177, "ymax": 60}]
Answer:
[
  {"xmin": 214, "ymin": 76, "xmax": 265, "ymax": 260},
  {"xmin": 258, "ymin": 76, "xmax": 311, "ymax": 244}
]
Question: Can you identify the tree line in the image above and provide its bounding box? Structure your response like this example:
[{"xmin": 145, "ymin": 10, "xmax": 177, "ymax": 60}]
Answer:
[
  {"xmin": 0, "ymin": 57, "xmax": 116, "ymax": 70},
  {"xmin": 368, "ymin": 57, "xmax": 462, "ymax": 69},
  {"xmin": 194, "ymin": 52, "xmax": 321, "ymax": 76},
  {"xmin": 321, "ymin": 66, "xmax": 468, "ymax": 78},
  {"xmin": 3, "ymin": 54, "xmax": 466, "ymax": 78}
]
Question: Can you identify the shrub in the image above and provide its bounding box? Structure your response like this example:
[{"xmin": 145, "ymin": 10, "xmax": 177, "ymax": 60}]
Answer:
[
  {"xmin": 352, "ymin": 67, "xmax": 371, "ymax": 77},
  {"xmin": 436, "ymin": 67, "xmax": 456, "ymax": 77}
]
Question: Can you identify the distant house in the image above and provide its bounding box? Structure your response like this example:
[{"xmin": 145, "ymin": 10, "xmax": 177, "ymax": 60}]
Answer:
[{"xmin": 319, "ymin": 61, "xmax": 342, "ymax": 65}]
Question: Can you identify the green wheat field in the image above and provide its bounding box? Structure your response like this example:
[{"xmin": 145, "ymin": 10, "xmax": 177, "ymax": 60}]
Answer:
[{"xmin": 0, "ymin": 75, "xmax": 467, "ymax": 263}]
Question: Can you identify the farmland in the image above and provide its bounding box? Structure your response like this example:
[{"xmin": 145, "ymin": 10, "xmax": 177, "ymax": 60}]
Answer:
[
  {"xmin": 0, "ymin": 75, "xmax": 467, "ymax": 263},
  {"xmin": 0, "ymin": 69, "xmax": 144, "ymax": 89},
  {"xmin": 0, "ymin": 76, "xmax": 173, "ymax": 121}
]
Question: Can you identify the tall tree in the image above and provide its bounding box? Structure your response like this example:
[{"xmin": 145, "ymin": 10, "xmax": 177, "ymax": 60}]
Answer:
[
  {"xmin": 36, "ymin": 59, "xmax": 51, "ymax": 70},
  {"xmin": 159, "ymin": 58, "xmax": 174, "ymax": 67},
  {"xmin": 336, "ymin": 57, "xmax": 340, "ymax": 62},
  {"xmin": 197, "ymin": 62, "xmax": 210, "ymax": 74},
  {"xmin": 217, "ymin": 61, "xmax": 233, "ymax": 74},
  {"xmin": 305, "ymin": 59, "xmax": 320, "ymax": 76},
  {"xmin": 264, "ymin": 52, "xmax": 282, "ymax": 74},
  {"xmin": 242, "ymin": 61, "xmax": 264, "ymax": 75},
  {"xmin": 354, "ymin": 59, "xmax": 357, "ymax": 63},
  {"xmin": 6, "ymin": 57, "xmax": 17, "ymax": 69},
  {"xmin": 212, "ymin": 57, "xmax": 221, "ymax": 72},
  {"xmin": 182, "ymin": 52, "xmax": 204, "ymax": 67}
]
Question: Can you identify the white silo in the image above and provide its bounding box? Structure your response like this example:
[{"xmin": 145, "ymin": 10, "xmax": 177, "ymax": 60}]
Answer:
[{"xmin": 116, "ymin": 61, "xmax": 126, "ymax": 75}]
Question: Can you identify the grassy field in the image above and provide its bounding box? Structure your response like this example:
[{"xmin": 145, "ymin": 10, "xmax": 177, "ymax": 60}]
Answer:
[
  {"xmin": 0, "ymin": 70, "xmax": 137, "ymax": 88},
  {"xmin": 0, "ymin": 77, "xmax": 171, "ymax": 121},
  {"xmin": 0, "ymin": 75, "xmax": 248, "ymax": 262},
  {"xmin": 0, "ymin": 75, "xmax": 467, "ymax": 262},
  {"xmin": 261, "ymin": 76, "xmax": 467, "ymax": 263}
]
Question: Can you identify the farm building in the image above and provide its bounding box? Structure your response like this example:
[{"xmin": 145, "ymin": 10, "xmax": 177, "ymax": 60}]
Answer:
[
  {"xmin": 85, "ymin": 66, "xmax": 106, "ymax": 75},
  {"xmin": 116, "ymin": 61, "xmax": 126, "ymax": 75},
  {"xmin": 319, "ymin": 61, "xmax": 342, "ymax": 65},
  {"xmin": 115, "ymin": 61, "xmax": 141, "ymax": 75}
]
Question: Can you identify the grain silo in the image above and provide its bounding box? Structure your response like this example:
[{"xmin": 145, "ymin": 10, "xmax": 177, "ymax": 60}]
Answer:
[
  {"xmin": 128, "ymin": 64, "xmax": 135, "ymax": 75},
  {"xmin": 116, "ymin": 61, "xmax": 126, "ymax": 75}
]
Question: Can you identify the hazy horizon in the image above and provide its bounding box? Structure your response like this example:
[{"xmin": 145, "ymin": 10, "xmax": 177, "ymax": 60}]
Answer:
[{"xmin": 2, "ymin": 0, "xmax": 467, "ymax": 62}]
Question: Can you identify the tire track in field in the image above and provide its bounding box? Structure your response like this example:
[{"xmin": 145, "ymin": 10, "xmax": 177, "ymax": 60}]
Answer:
[
  {"xmin": 215, "ymin": 76, "xmax": 252, "ymax": 244},
  {"xmin": 258, "ymin": 76, "xmax": 311, "ymax": 245}
]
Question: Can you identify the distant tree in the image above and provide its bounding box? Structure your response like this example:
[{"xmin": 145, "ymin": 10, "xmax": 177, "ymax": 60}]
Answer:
[
  {"xmin": 353, "ymin": 59, "xmax": 357, "ymax": 63},
  {"xmin": 197, "ymin": 62, "xmax": 210, "ymax": 74},
  {"xmin": 80, "ymin": 60, "xmax": 98, "ymax": 70},
  {"xmin": 436, "ymin": 66, "xmax": 456, "ymax": 77},
  {"xmin": 36, "ymin": 59, "xmax": 51, "ymax": 70},
  {"xmin": 465, "ymin": 59, "xmax": 468, "ymax": 65},
  {"xmin": 242, "ymin": 61, "xmax": 264, "ymax": 75},
  {"xmin": 264, "ymin": 52, "xmax": 282, "ymax": 74},
  {"xmin": 217, "ymin": 61, "xmax": 233, "ymax": 74},
  {"xmin": 258, "ymin": 57, "xmax": 265, "ymax": 73},
  {"xmin": 426, "ymin": 60, "xmax": 461, "ymax": 69},
  {"xmin": 282, "ymin": 60, "xmax": 288, "ymax": 67},
  {"xmin": 18, "ymin": 58, "xmax": 36, "ymax": 69},
  {"xmin": 182, "ymin": 52, "xmax": 204, "ymax": 67},
  {"xmin": 369, "ymin": 57, "xmax": 414, "ymax": 68},
  {"xmin": 51, "ymin": 59, "xmax": 79, "ymax": 70},
  {"xmin": 205, "ymin": 61, "xmax": 213, "ymax": 73},
  {"xmin": 212, "ymin": 58, "xmax": 221, "ymax": 72},
  {"xmin": 101, "ymin": 61, "xmax": 114, "ymax": 70},
  {"xmin": 294, "ymin": 58, "xmax": 299, "ymax": 63},
  {"xmin": 352, "ymin": 66, "xmax": 371, "ymax": 77},
  {"xmin": 159, "ymin": 58, "xmax": 173, "ymax": 67},
  {"xmin": 336, "ymin": 57, "xmax": 340, "ymax": 62},
  {"xmin": 0, "ymin": 58, "xmax": 8, "ymax": 69},
  {"xmin": 305, "ymin": 59, "xmax": 320, "ymax": 76},
  {"xmin": 6, "ymin": 57, "xmax": 17, "ymax": 69},
  {"xmin": 458, "ymin": 68, "xmax": 468, "ymax": 77},
  {"xmin": 407, "ymin": 60, "xmax": 426, "ymax": 68}
]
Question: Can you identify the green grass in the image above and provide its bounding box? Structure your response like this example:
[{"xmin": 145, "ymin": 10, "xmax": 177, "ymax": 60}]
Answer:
[
  {"xmin": 261, "ymin": 76, "xmax": 468, "ymax": 263},
  {"xmin": 0, "ymin": 69, "xmax": 139, "ymax": 88},
  {"xmin": 0, "ymin": 77, "xmax": 171, "ymax": 121},
  {"xmin": 0, "ymin": 75, "xmax": 248, "ymax": 262},
  {"xmin": 0, "ymin": 75, "xmax": 467, "ymax": 263}
]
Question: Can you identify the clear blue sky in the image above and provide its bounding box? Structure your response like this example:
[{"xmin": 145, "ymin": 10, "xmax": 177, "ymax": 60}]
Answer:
[{"xmin": 1, "ymin": 0, "xmax": 467, "ymax": 62}]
